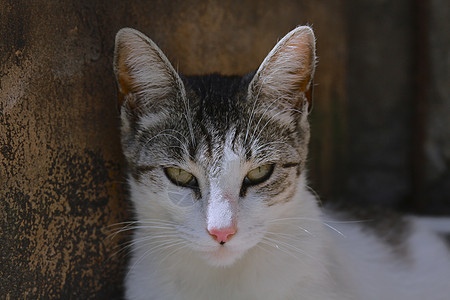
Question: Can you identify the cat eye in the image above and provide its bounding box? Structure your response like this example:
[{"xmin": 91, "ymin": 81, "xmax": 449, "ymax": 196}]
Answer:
[
  {"xmin": 244, "ymin": 164, "xmax": 274, "ymax": 186},
  {"xmin": 165, "ymin": 167, "xmax": 198, "ymax": 188}
]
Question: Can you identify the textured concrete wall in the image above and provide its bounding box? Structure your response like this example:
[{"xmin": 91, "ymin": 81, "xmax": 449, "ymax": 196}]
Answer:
[
  {"xmin": 1, "ymin": 1, "xmax": 129, "ymax": 298},
  {"xmin": 0, "ymin": 0, "xmax": 347, "ymax": 298}
]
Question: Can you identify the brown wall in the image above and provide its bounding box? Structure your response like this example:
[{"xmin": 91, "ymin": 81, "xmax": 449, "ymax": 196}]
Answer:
[{"xmin": 1, "ymin": 0, "xmax": 448, "ymax": 298}]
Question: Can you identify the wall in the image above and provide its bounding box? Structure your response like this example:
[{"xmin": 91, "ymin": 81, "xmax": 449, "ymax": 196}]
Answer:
[
  {"xmin": 345, "ymin": 0, "xmax": 450, "ymax": 214},
  {"xmin": 424, "ymin": 0, "xmax": 450, "ymax": 213}
]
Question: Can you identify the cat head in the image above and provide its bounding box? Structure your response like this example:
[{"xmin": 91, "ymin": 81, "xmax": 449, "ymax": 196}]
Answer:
[{"xmin": 114, "ymin": 26, "xmax": 316, "ymax": 266}]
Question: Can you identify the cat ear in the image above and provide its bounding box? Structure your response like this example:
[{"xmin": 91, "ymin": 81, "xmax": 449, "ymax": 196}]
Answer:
[
  {"xmin": 249, "ymin": 26, "xmax": 316, "ymax": 113},
  {"xmin": 113, "ymin": 28, "xmax": 185, "ymax": 111}
]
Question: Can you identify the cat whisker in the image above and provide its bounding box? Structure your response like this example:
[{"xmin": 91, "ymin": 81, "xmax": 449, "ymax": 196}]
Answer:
[
  {"xmin": 267, "ymin": 216, "xmax": 324, "ymax": 224},
  {"xmin": 106, "ymin": 224, "xmax": 177, "ymax": 240},
  {"xmin": 127, "ymin": 218, "xmax": 181, "ymax": 226},
  {"xmin": 262, "ymin": 235, "xmax": 326, "ymax": 269},
  {"xmin": 259, "ymin": 239, "xmax": 304, "ymax": 264},
  {"xmin": 181, "ymin": 95, "xmax": 196, "ymax": 146},
  {"xmin": 157, "ymin": 243, "xmax": 191, "ymax": 266},
  {"xmin": 106, "ymin": 218, "xmax": 181, "ymax": 240},
  {"xmin": 143, "ymin": 129, "xmax": 182, "ymax": 144},
  {"xmin": 244, "ymin": 75, "xmax": 268, "ymax": 144},
  {"xmin": 247, "ymin": 94, "xmax": 287, "ymax": 146},
  {"xmin": 268, "ymin": 216, "xmax": 369, "ymax": 224},
  {"xmin": 305, "ymin": 184, "xmax": 323, "ymax": 205},
  {"xmin": 126, "ymin": 237, "xmax": 181, "ymax": 263},
  {"xmin": 113, "ymin": 233, "xmax": 179, "ymax": 250},
  {"xmin": 106, "ymin": 224, "xmax": 138, "ymax": 240},
  {"xmin": 267, "ymin": 216, "xmax": 373, "ymax": 238},
  {"xmin": 322, "ymin": 223, "xmax": 346, "ymax": 237},
  {"xmin": 263, "ymin": 236, "xmax": 313, "ymax": 258},
  {"xmin": 126, "ymin": 238, "xmax": 188, "ymax": 280},
  {"xmin": 107, "ymin": 220, "xmax": 150, "ymax": 227},
  {"xmin": 251, "ymin": 141, "xmax": 293, "ymax": 153},
  {"xmin": 249, "ymin": 108, "xmax": 304, "ymax": 150},
  {"xmin": 112, "ymin": 235, "xmax": 182, "ymax": 259},
  {"xmin": 167, "ymin": 145, "xmax": 191, "ymax": 153},
  {"xmin": 154, "ymin": 128, "xmax": 188, "ymax": 139},
  {"xmin": 266, "ymin": 226, "xmax": 314, "ymax": 238},
  {"xmin": 255, "ymin": 243, "xmax": 279, "ymax": 258},
  {"xmin": 245, "ymin": 146, "xmax": 284, "ymax": 159},
  {"xmin": 250, "ymin": 95, "xmax": 285, "ymax": 140},
  {"xmin": 143, "ymin": 131, "xmax": 190, "ymax": 154},
  {"xmin": 108, "ymin": 232, "xmax": 179, "ymax": 258},
  {"xmin": 144, "ymin": 129, "xmax": 189, "ymax": 153},
  {"xmin": 145, "ymin": 128, "xmax": 196, "ymax": 161},
  {"xmin": 296, "ymin": 226, "xmax": 314, "ymax": 236}
]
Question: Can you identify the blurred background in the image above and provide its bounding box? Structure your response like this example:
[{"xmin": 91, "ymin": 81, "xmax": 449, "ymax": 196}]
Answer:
[{"xmin": 1, "ymin": 0, "xmax": 449, "ymax": 298}]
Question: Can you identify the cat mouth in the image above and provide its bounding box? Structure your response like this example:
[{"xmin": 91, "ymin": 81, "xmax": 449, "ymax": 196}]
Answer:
[{"xmin": 199, "ymin": 245, "xmax": 245, "ymax": 267}]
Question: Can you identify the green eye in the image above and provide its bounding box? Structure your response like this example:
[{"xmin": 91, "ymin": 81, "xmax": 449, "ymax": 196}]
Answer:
[
  {"xmin": 165, "ymin": 167, "xmax": 197, "ymax": 187},
  {"xmin": 245, "ymin": 164, "xmax": 274, "ymax": 185}
]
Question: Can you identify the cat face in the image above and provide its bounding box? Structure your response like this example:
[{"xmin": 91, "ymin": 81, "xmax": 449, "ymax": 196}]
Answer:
[{"xmin": 114, "ymin": 27, "xmax": 316, "ymax": 266}]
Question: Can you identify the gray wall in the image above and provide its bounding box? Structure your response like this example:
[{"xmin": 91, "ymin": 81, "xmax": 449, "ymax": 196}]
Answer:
[{"xmin": 345, "ymin": 0, "xmax": 450, "ymax": 214}]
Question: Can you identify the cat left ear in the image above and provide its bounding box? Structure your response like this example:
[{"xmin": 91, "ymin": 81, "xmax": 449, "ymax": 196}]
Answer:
[
  {"xmin": 113, "ymin": 28, "xmax": 185, "ymax": 111},
  {"xmin": 249, "ymin": 26, "xmax": 316, "ymax": 113}
]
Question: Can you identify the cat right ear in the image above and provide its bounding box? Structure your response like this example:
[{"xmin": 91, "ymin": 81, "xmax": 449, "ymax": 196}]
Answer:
[
  {"xmin": 249, "ymin": 26, "xmax": 316, "ymax": 113},
  {"xmin": 113, "ymin": 28, "xmax": 185, "ymax": 112}
]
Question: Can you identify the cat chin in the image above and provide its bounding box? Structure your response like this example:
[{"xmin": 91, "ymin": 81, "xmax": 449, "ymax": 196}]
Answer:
[{"xmin": 198, "ymin": 246, "xmax": 247, "ymax": 267}]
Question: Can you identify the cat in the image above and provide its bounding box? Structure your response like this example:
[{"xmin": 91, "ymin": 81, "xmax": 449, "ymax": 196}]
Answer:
[{"xmin": 113, "ymin": 26, "xmax": 450, "ymax": 300}]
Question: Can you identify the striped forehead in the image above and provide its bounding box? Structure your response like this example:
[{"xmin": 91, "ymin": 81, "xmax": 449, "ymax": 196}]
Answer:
[
  {"xmin": 134, "ymin": 71, "xmax": 301, "ymax": 169},
  {"xmin": 194, "ymin": 126, "xmax": 244, "ymax": 174},
  {"xmin": 135, "ymin": 102, "xmax": 298, "ymax": 168}
]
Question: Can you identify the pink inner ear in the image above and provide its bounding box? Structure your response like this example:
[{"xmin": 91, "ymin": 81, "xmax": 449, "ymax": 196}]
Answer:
[
  {"xmin": 249, "ymin": 26, "xmax": 316, "ymax": 111},
  {"xmin": 270, "ymin": 29, "xmax": 315, "ymax": 92}
]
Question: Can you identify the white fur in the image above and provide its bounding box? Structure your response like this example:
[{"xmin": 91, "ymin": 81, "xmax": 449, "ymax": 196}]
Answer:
[
  {"xmin": 126, "ymin": 170, "xmax": 450, "ymax": 300},
  {"xmin": 326, "ymin": 216, "xmax": 450, "ymax": 300},
  {"xmin": 206, "ymin": 133, "xmax": 242, "ymax": 232},
  {"xmin": 206, "ymin": 190, "xmax": 235, "ymax": 231},
  {"xmin": 125, "ymin": 174, "xmax": 336, "ymax": 300}
]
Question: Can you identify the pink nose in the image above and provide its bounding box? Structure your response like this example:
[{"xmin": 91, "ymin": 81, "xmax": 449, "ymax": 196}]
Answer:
[{"xmin": 208, "ymin": 226, "xmax": 237, "ymax": 244}]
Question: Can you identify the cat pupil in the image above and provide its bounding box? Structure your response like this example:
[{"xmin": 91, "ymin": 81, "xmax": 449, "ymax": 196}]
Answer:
[
  {"xmin": 245, "ymin": 164, "xmax": 274, "ymax": 185},
  {"xmin": 164, "ymin": 167, "xmax": 197, "ymax": 187}
]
